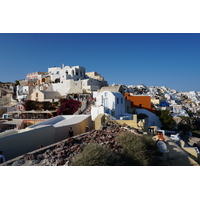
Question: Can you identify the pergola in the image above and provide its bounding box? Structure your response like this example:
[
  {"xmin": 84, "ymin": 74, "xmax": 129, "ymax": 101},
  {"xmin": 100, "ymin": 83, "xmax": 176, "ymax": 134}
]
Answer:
[{"xmin": 7, "ymin": 110, "xmax": 57, "ymax": 119}]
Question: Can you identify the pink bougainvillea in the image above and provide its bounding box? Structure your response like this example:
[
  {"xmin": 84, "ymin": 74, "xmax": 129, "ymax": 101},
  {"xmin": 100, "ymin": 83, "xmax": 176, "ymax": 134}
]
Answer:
[{"xmin": 56, "ymin": 98, "xmax": 81, "ymax": 115}]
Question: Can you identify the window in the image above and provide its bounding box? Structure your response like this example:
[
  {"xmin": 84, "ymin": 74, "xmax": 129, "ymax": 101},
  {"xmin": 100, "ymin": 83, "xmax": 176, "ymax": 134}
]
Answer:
[
  {"xmin": 117, "ymin": 98, "xmax": 119, "ymax": 104},
  {"xmin": 121, "ymin": 98, "xmax": 123, "ymax": 104},
  {"xmin": 104, "ymin": 98, "xmax": 108, "ymax": 107},
  {"xmin": 104, "ymin": 92, "xmax": 108, "ymax": 107},
  {"xmin": 36, "ymin": 93, "xmax": 38, "ymax": 97}
]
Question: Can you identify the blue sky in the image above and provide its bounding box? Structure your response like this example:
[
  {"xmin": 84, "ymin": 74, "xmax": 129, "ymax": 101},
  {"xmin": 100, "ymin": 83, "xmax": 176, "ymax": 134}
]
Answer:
[{"xmin": 0, "ymin": 33, "xmax": 200, "ymax": 92}]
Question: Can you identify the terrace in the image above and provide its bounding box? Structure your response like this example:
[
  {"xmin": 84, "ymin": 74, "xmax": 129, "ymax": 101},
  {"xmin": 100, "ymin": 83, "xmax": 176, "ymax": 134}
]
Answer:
[{"xmin": 0, "ymin": 110, "xmax": 56, "ymax": 132}]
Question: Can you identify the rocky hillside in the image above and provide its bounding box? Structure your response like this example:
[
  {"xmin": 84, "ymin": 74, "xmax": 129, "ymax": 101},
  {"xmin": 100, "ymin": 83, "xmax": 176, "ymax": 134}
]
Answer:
[{"xmin": 2, "ymin": 124, "xmax": 148, "ymax": 166}]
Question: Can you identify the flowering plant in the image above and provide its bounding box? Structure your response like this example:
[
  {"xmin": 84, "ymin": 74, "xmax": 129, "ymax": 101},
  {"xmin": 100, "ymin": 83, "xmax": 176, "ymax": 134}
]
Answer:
[{"xmin": 56, "ymin": 98, "xmax": 81, "ymax": 115}]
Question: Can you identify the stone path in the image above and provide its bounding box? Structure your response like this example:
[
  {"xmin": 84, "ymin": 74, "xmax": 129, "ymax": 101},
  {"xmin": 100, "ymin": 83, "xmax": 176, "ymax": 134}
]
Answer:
[{"xmin": 187, "ymin": 136, "xmax": 200, "ymax": 147}]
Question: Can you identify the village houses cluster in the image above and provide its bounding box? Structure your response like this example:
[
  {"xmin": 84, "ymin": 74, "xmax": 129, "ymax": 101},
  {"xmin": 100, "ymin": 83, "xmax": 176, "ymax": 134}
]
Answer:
[
  {"xmin": 1, "ymin": 63, "xmax": 200, "ymax": 165},
  {"xmin": 1, "ymin": 63, "xmax": 200, "ymax": 126}
]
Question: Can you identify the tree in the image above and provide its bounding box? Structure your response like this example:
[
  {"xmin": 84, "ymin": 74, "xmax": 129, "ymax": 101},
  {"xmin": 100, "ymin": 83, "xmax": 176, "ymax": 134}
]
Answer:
[
  {"xmin": 42, "ymin": 101, "xmax": 57, "ymax": 110},
  {"xmin": 23, "ymin": 100, "xmax": 57, "ymax": 111},
  {"xmin": 23, "ymin": 100, "xmax": 38, "ymax": 110},
  {"xmin": 157, "ymin": 110, "xmax": 176, "ymax": 130},
  {"xmin": 15, "ymin": 80, "xmax": 20, "ymax": 86},
  {"xmin": 178, "ymin": 116, "xmax": 200, "ymax": 133}
]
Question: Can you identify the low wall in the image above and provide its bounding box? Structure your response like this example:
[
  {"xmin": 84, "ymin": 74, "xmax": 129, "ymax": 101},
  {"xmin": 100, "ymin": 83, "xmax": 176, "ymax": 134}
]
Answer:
[
  {"xmin": 0, "ymin": 126, "xmax": 55, "ymax": 161},
  {"xmin": 55, "ymin": 116, "xmax": 94, "ymax": 142},
  {"xmin": 94, "ymin": 114, "xmax": 148, "ymax": 131},
  {"xmin": 94, "ymin": 114, "xmax": 106, "ymax": 130},
  {"xmin": 114, "ymin": 115, "xmax": 138, "ymax": 128},
  {"xmin": 0, "ymin": 115, "xmax": 94, "ymax": 161}
]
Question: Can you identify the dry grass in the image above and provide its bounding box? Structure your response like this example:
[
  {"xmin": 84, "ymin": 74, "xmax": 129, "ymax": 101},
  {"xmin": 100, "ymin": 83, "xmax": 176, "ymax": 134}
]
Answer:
[
  {"xmin": 70, "ymin": 131, "xmax": 160, "ymax": 166},
  {"xmin": 116, "ymin": 132, "xmax": 160, "ymax": 166},
  {"xmin": 70, "ymin": 143, "xmax": 123, "ymax": 166}
]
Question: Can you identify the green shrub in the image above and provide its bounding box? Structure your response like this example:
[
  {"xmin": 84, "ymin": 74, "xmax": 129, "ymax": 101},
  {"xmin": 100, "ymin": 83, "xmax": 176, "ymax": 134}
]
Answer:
[
  {"xmin": 70, "ymin": 132, "xmax": 160, "ymax": 166},
  {"xmin": 116, "ymin": 132, "xmax": 159, "ymax": 166},
  {"xmin": 156, "ymin": 110, "xmax": 176, "ymax": 130},
  {"xmin": 23, "ymin": 100, "xmax": 57, "ymax": 111},
  {"xmin": 70, "ymin": 143, "xmax": 123, "ymax": 166}
]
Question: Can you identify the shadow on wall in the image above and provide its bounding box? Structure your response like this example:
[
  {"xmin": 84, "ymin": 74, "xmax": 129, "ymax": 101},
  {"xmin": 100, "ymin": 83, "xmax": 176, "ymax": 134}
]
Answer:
[
  {"xmin": 0, "ymin": 126, "xmax": 55, "ymax": 161},
  {"xmin": 0, "ymin": 115, "xmax": 94, "ymax": 161}
]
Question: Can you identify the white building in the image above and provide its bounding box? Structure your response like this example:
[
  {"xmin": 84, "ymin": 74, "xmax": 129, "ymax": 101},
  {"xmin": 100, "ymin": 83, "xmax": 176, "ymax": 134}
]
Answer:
[
  {"xmin": 91, "ymin": 91, "xmax": 131, "ymax": 121},
  {"xmin": 164, "ymin": 93, "xmax": 171, "ymax": 100},
  {"xmin": 136, "ymin": 108, "xmax": 162, "ymax": 128},
  {"xmin": 171, "ymin": 104, "xmax": 189, "ymax": 117},
  {"xmin": 47, "ymin": 64, "xmax": 107, "ymax": 95},
  {"xmin": 16, "ymin": 85, "xmax": 30, "ymax": 101},
  {"xmin": 48, "ymin": 64, "xmax": 86, "ymax": 83},
  {"xmin": 16, "ymin": 84, "xmax": 36, "ymax": 102}
]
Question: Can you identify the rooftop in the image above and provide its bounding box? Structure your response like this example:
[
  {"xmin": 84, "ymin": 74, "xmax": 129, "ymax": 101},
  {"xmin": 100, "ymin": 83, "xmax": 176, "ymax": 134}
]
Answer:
[{"xmin": 28, "ymin": 115, "xmax": 90, "ymax": 129}]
